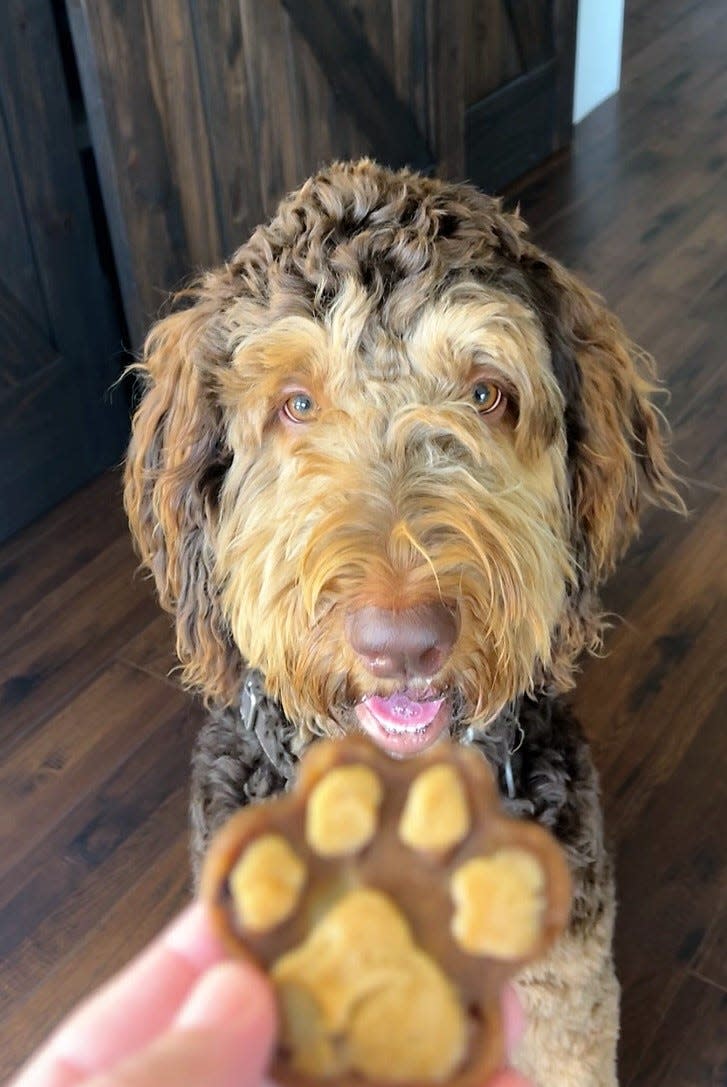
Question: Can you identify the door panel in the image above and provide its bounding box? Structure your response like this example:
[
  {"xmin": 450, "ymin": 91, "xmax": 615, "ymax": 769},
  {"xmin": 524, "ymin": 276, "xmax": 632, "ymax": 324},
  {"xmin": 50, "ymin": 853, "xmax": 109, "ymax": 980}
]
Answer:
[
  {"xmin": 464, "ymin": 0, "xmax": 577, "ymax": 190},
  {"xmin": 0, "ymin": 112, "xmax": 50, "ymax": 336},
  {"xmin": 280, "ymin": 0, "xmax": 433, "ymax": 172},
  {"xmin": 0, "ymin": 0, "xmax": 127, "ymax": 541}
]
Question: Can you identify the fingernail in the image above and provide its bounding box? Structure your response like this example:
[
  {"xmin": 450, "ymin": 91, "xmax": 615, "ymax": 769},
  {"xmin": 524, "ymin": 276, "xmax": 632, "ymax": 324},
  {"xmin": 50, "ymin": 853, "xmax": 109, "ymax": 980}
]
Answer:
[
  {"xmin": 163, "ymin": 902, "xmax": 227, "ymax": 974},
  {"xmin": 176, "ymin": 960, "xmax": 277, "ymax": 1042}
]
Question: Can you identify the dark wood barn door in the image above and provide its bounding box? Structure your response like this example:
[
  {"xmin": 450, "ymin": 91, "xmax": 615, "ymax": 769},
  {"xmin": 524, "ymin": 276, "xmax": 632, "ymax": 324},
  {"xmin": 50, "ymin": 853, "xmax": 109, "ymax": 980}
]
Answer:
[
  {"xmin": 0, "ymin": 0, "xmax": 126, "ymax": 542},
  {"xmin": 67, "ymin": 0, "xmax": 577, "ymax": 349},
  {"xmin": 461, "ymin": 1, "xmax": 578, "ymax": 192}
]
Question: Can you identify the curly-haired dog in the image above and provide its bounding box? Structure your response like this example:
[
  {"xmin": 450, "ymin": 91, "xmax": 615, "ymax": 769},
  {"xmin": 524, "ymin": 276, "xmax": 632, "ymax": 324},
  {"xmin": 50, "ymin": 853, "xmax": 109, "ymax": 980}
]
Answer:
[{"xmin": 124, "ymin": 160, "xmax": 681, "ymax": 1087}]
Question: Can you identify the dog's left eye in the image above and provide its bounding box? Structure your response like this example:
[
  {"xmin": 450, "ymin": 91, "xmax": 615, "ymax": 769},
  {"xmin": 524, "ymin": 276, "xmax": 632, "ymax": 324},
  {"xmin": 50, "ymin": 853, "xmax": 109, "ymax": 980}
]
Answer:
[
  {"xmin": 472, "ymin": 382, "xmax": 504, "ymax": 415},
  {"xmin": 282, "ymin": 392, "xmax": 318, "ymax": 424}
]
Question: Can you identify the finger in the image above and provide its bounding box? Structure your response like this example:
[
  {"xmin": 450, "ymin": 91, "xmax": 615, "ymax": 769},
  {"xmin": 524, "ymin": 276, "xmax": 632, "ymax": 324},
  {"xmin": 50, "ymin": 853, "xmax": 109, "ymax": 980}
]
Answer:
[
  {"xmin": 486, "ymin": 1074, "xmax": 533, "ymax": 1087},
  {"xmin": 501, "ymin": 984, "xmax": 526, "ymax": 1058},
  {"xmin": 85, "ymin": 962, "xmax": 276, "ymax": 1087},
  {"xmin": 12, "ymin": 904, "xmax": 227, "ymax": 1087},
  {"xmin": 174, "ymin": 959, "xmax": 276, "ymax": 1037}
]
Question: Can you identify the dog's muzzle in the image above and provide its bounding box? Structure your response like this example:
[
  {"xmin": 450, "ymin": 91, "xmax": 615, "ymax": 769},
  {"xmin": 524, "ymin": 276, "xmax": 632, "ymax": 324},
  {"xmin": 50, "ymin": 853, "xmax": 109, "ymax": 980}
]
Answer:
[{"xmin": 346, "ymin": 603, "xmax": 457, "ymax": 756}]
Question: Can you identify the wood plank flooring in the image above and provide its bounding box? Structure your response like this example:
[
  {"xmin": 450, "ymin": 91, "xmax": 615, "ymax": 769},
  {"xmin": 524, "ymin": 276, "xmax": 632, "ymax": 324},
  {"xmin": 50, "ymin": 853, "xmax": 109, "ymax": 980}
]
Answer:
[{"xmin": 1, "ymin": 1, "xmax": 725, "ymax": 1082}]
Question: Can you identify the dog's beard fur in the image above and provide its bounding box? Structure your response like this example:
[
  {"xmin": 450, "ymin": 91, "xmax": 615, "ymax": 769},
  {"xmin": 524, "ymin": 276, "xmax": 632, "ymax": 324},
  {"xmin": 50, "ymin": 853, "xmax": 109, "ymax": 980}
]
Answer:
[{"xmin": 214, "ymin": 285, "xmax": 573, "ymax": 734}]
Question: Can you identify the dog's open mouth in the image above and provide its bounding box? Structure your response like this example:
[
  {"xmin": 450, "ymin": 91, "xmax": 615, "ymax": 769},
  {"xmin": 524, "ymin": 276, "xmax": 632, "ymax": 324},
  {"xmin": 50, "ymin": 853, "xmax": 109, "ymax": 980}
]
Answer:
[{"xmin": 354, "ymin": 691, "xmax": 451, "ymax": 756}]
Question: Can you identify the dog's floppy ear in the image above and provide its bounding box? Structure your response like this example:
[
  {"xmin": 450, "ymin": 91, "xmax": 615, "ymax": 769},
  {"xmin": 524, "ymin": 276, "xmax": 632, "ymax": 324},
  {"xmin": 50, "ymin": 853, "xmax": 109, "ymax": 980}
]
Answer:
[
  {"xmin": 124, "ymin": 299, "xmax": 241, "ymax": 705},
  {"xmin": 522, "ymin": 249, "xmax": 684, "ymax": 659}
]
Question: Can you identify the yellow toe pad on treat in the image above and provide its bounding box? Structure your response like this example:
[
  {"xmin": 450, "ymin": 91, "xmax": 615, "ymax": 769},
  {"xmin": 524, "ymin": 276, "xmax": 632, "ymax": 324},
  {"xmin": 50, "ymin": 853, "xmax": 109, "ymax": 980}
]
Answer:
[
  {"xmin": 398, "ymin": 764, "xmax": 471, "ymax": 853},
  {"xmin": 450, "ymin": 848, "xmax": 546, "ymax": 959},
  {"xmin": 229, "ymin": 834, "xmax": 305, "ymax": 932},
  {"xmin": 306, "ymin": 765, "xmax": 383, "ymax": 857}
]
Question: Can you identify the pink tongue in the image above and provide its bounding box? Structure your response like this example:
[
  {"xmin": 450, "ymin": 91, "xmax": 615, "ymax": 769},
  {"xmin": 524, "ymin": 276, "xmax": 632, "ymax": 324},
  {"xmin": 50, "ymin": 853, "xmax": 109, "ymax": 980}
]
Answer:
[{"xmin": 365, "ymin": 693, "xmax": 444, "ymax": 729}]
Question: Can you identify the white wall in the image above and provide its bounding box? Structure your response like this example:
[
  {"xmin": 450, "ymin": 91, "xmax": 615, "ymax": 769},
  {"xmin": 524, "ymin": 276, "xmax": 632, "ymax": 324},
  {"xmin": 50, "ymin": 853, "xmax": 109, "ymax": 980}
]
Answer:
[{"xmin": 573, "ymin": 0, "xmax": 625, "ymax": 124}]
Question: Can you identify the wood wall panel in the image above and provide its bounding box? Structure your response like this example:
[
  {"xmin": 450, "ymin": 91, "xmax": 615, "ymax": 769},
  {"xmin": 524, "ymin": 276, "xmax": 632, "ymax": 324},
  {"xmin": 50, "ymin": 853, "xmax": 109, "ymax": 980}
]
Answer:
[
  {"xmin": 0, "ymin": 106, "xmax": 49, "ymax": 336},
  {"xmin": 188, "ymin": 0, "xmax": 265, "ymax": 255},
  {"xmin": 280, "ymin": 0, "xmax": 431, "ymax": 171},
  {"xmin": 144, "ymin": 0, "xmax": 223, "ymax": 269},
  {"xmin": 67, "ymin": 0, "xmax": 191, "ymax": 336},
  {"xmin": 463, "ymin": 0, "xmax": 523, "ymax": 103},
  {"xmin": 240, "ymin": 1, "xmax": 309, "ymax": 216},
  {"xmin": 391, "ymin": 0, "xmax": 431, "ymax": 139},
  {"xmin": 346, "ymin": 0, "xmax": 396, "ymax": 73}
]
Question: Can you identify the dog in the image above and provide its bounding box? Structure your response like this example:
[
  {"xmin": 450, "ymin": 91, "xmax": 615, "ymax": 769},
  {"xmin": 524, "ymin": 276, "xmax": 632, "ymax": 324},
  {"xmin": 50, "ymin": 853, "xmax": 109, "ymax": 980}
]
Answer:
[{"xmin": 124, "ymin": 160, "xmax": 681, "ymax": 1086}]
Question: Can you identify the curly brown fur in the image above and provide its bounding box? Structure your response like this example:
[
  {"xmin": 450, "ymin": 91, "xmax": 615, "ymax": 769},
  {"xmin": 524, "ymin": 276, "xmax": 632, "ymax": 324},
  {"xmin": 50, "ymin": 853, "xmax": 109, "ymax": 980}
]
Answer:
[{"xmin": 125, "ymin": 160, "xmax": 682, "ymax": 1087}]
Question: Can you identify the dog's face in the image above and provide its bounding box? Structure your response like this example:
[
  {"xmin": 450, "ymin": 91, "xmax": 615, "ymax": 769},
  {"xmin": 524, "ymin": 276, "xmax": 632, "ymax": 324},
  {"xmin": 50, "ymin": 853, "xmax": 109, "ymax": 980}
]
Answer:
[
  {"xmin": 125, "ymin": 161, "xmax": 679, "ymax": 754},
  {"xmin": 214, "ymin": 283, "xmax": 570, "ymax": 752}
]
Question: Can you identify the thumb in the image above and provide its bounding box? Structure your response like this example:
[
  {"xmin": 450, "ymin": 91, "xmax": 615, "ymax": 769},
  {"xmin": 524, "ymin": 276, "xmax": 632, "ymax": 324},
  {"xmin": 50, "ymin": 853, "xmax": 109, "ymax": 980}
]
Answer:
[{"xmin": 87, "ymin": 961, "xmax": 277, "ymax": 1087}]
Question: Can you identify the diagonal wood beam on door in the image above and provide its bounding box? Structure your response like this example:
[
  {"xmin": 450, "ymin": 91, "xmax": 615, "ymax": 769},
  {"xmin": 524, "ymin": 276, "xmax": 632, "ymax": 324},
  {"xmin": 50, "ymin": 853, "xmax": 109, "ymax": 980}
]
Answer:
[
  {"xmin": 0, "ymin": 278, "xmax": 61, "ymax": 397},
  {"xmin": 280, "ymin": 0, "xmax": 434, "ymax": 172}
]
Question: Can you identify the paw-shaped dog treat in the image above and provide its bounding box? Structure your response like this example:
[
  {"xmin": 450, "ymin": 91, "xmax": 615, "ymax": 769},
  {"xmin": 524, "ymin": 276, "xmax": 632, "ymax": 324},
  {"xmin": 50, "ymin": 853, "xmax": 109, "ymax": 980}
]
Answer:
[{"xmin": 201, "ymin": 737, "xmax": 571, "ymax": 1087}]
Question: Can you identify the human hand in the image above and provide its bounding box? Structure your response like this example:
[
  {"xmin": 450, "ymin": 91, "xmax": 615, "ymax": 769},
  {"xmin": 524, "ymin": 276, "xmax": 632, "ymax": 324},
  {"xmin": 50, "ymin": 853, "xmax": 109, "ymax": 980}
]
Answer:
[
  {"xmin": 11, "ymin": 903, "xmax": 275, "ymax": 1087},
  {"xmin": 12, "ymin": 903, "xmax": 532, "ymax": 1087}
]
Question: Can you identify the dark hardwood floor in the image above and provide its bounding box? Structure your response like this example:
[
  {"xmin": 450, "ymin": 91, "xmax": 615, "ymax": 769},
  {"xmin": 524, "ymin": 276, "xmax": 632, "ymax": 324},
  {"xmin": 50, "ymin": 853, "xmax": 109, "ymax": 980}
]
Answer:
[{"xmin": 1, "ymin": 1, "xmax": 725, "ymax": 1082}]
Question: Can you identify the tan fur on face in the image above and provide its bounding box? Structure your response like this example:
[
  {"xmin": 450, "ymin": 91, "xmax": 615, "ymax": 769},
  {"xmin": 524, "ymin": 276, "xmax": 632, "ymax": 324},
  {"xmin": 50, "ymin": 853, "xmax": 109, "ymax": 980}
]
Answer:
[
  {"xmin": 124, "ymin": 160, "xmax": 682, "ymax": 716},
  {"xmin": 213, "ymin": 282, "xmax": 572, "ymax": 731}
]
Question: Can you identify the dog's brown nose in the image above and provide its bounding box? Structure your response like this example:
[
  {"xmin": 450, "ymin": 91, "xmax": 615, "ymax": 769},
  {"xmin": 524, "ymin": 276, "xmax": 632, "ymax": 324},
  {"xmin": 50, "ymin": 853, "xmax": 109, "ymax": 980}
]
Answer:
[{"xmin": 347, "ymin": 604, "xmax": 457, "ymax": 680}]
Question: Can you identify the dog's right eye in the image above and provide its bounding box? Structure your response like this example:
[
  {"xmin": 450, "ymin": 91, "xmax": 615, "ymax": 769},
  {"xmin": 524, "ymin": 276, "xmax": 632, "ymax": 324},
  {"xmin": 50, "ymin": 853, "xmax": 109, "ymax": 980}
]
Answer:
[
  {"xmin": 472, "ymin": 382, "xmax": 505, "ymax": 416},
  {"xmin": 282, "ymin": 392, "xmax": 318, "ymax": 424}
]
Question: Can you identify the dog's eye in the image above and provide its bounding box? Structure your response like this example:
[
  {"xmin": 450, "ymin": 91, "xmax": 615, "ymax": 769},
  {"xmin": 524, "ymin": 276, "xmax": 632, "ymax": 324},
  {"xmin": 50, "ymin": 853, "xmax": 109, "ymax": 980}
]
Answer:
[
  {"xmin": 282, "ymin": 392, "xmax": 318, "ymax": 424},
  {"xmin": 472, "ymin": 382, "xmax": 504, "ymax": 415}
]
